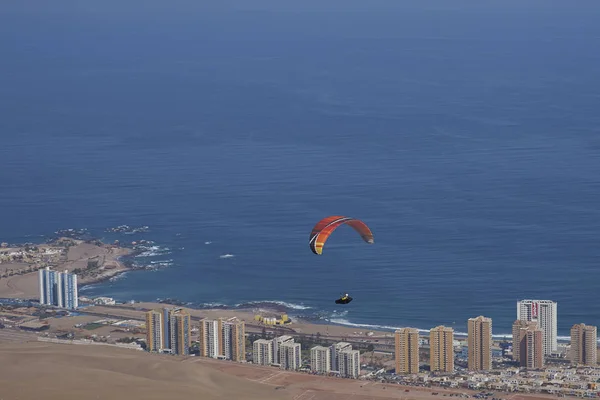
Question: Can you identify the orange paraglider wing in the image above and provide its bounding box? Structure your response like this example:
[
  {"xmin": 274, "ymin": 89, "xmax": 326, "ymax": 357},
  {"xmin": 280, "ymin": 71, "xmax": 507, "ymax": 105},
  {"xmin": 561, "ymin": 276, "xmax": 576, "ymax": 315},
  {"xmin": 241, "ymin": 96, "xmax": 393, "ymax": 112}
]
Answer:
[{"xmin": 309, "ymin": 216, "xmax": 374, "ymax": 255}]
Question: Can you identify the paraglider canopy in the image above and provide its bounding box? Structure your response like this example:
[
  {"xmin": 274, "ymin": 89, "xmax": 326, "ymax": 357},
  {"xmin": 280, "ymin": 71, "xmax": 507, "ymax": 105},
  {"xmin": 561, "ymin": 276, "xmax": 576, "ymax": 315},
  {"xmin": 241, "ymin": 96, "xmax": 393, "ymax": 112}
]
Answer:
[{"xmin": 309, "ymin": 216, "xmax": 374, "ymax": 255}]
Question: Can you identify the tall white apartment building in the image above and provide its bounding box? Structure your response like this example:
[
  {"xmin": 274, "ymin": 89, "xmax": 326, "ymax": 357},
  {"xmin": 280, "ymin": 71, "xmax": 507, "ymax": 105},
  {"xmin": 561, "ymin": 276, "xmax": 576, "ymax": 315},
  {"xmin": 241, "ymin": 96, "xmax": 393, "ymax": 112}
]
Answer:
[
  {"xmin": 338, "ymin": 349, "xmax": 361, "ymax": 378},
  {"xmin": 272, "ymin": 335, "xmax": 294, "ymax": 366},
  {"xmin": 330, "ymin": 342, "xmax": 352, "ymax": 372},
  {"xmin": 279, "ymin": 342, "xmax": 301, "ymax": 370},
  {"xmin": 517, "ymin": 300, "xmax": 557, "ymax": 355},
  {"xmin": 310, "ymin": 346, "xmax": 331, "ymax": 374},
  {"xmin": 253, "ymin": 339, "xmax": 273, "ymax": 366},
  {"xmin": 38, "ymin": 267, "xmax": 78, "ymax": 309},
  {"xmin": 199, "ymin": 319, "xmax": 220, "ymax": 358}
]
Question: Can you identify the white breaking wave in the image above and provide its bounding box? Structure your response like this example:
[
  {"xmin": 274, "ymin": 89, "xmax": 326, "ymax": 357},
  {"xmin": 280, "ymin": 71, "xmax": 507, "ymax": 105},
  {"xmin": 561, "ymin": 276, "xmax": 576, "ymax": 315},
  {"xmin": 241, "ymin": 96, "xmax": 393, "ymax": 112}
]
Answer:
[
  {"xmin": 219, "ymin": 254, "xmax": 235, "ymax": 259},
  {"xmin": 134, "ymin": 245, "xmax": 171, "ymax": 258},
  {"xmin": 198, "ymin": 302, "xmax": 228, "ymax": 308},
  {"xmin": 79, "ymin": 284, "xmax": 100, "ymax": 292},
  {"xmin": 239, "ymin": 300, "xmax": 312, "ymax": 310},
  {"xmin": 150, "ymin": 259, "xmax": 173, "ymax": 264},
  {"xmin": 108, "ymin": 272, "xmax": 128, "ymax": 282},
  {"xmin": 205, "ymin": 241, "xmax": 212, "ymax": 245}
]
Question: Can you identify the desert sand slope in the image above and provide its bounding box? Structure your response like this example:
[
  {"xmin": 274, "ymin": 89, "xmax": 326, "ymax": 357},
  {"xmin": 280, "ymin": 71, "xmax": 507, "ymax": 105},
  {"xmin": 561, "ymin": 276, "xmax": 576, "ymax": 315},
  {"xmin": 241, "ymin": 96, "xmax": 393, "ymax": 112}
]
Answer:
[{"xmin": 0, "ymin": 342, "xmax": 287, "ymax": 400}]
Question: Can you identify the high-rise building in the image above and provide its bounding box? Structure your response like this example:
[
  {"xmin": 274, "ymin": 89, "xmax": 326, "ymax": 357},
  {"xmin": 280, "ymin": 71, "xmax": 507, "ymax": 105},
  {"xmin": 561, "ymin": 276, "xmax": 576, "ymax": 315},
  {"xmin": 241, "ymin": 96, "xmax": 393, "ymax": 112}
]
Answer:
[
  {"xmin": 512, "ymin": 320, "xmax": 531, "ymax": 364},
  {"xmin": 430, "ymin": 326, "xmax": 454, "ymax": 373},
  {"xmin": 467, "ymin": 316, "xmax": 492, "ymax": 371},
  {"xmin": 199, "ymin": 318, "xmax": 220, "ymax": 358},
  {"xmin": 330, "ymin": 342, "xmax": 352, "ymax": 372},
  {"xmin": 39, "ymin": 267, "xmax": 61, "ymax": 307},
  {"xmin": 524, "ymin": 325, "xmax": 544, "ymax": 369},
  {"xmin": 145, "ymin": 310, "xmax": 163, "ymax": 353},
  {"xmin": 338, "ymin": 349, "xmax": 361, "ymax": 379},
  {"xmin": 162, "ymin": 308, "xmax": 173, "ymax": 350},
  {"xmin": 272, "ymin": 335, "xmax": 294, "ymax": 366},
  {"xmin": 220, "ymin": 318, "xmax": 246, "ymax": 362},
  {"xmin": 38, "ymin": 267, "xmax": 78, "ymax": 309},
  {"xmin": 517, "ymin": 300, "xmax": 557, "ymax": 355},
  {"xmin": 395, "ymin": 328, "xmax": 420, "ymax": 374},
  {"xmin": 513, "ymin": 320, "xmax": 544, "ymax": 369},
  {"xmin": 310, "ymin": 346, "xmax": 331, "ymax": 374},
  {"xmin": 253, "ymin": 339, "xmax": 273, "ymax": 365},
  {"xmin": 279, "ymin": 342, "xmax": 301, "ymax": 370},
  {"xmin": 197, "ymin": 317, "xmax": 246, "ymax": 362},
  {"xmin": 60, "ymin": 270, "xmax": 78, "ymax": 309},
  {"xmin": 169, "ymin": 309, "xmax": 191, "ymax": 355},
  {"xmin": 570, "ymin": 324, "xmax": 597, "ymax": 366}
]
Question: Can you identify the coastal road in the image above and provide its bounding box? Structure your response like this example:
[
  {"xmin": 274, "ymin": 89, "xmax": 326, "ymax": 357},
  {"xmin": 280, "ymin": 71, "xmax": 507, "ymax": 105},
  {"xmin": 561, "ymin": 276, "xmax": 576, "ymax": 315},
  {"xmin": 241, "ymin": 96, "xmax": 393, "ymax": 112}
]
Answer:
[{"xmin": 74, "ymin": 307, "xmax": 390, "ymax": 350}]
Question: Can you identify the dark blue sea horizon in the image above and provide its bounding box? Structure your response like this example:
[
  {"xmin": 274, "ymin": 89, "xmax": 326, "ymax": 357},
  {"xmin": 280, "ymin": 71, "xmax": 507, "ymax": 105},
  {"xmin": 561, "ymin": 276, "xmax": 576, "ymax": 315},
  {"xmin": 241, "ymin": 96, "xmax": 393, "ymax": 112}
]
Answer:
[{"xmin": 2, "ymin": 0, "xmax": 600, "ymax": 339}]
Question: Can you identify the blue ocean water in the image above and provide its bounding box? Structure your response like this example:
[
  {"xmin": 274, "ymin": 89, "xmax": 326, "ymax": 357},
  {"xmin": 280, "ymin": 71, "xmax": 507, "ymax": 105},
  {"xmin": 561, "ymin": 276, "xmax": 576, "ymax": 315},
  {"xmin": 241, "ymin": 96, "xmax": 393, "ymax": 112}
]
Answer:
[{"xmin": 2, "ymin": 0, "xmax": 600, "ymax": 339}]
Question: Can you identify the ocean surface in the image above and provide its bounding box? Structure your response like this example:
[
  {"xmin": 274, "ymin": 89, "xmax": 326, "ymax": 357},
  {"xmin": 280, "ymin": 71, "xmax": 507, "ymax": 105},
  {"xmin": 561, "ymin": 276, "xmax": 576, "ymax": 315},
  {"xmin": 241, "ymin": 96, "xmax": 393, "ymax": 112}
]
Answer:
[{"xmin": 2, "ymin": 0, "xmax": 600, "ymax": 339}]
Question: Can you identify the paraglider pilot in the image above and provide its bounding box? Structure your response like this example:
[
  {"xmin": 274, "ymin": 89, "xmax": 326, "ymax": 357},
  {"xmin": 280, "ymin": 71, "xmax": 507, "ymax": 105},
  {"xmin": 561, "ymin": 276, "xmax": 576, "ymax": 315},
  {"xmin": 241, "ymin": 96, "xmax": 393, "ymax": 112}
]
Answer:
[{"xmin": 335, "ymin": 293, "xmax": 353, "ymax": 304}]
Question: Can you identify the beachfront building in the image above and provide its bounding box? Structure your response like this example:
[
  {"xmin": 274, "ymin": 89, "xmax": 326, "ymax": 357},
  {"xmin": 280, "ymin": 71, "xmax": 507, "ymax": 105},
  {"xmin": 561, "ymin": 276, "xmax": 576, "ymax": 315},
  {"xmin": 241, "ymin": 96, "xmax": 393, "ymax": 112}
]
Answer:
[
  {"xmin": 61, "ymin": 271, "xmax": 78, "ymax": 309},
  {"xmin": 272, "ymin": 335, "xmax": 294, "ymax": 366},
  {"xmin": 162, "ymin": 308, "xmax": 174, "ymax": 350},
  {"xmin": 517, "ymin": 300, "xmax": 557, "ymax": 356},
  {"xmin": 39, "ymin": 267, "xmax": 61, "ymax": 307},
  {"xmin": 338, "ymin": 349, "xmax": 361, "ymax": 379},
  {"xmin": 199, "ymin": 318, "xmax": 220, "ymax": 358},
  {"xmin": 330, "ymin": 342, "xmax": 352, "ymax": 372},
  {"xmin": 169, "ymin": 309, "xmax": 191, "ymax": 355},
  {"xmin": 279, "ymin": 342, "xmax": 301, "ymax": 370},
  {"xmin": 512, "ymin": 320, "xmax": 533, "ymax": 364},
  {"xmin": 512, "ymin": 320, "xmax": 544, "ymax": 369},
  {"xmin": 253, "ymin": 339, "xmax": 273, "ymax": 366},
  {"xmin": 310, "ymin": 346, "xmax": 331, "ymax": 374},
  {"xmin": 430, "ymin": 326, "xmax": 454, "ymax": 373},
  {"xmin": 220, "ymin": 318, "xmax": 246, "ymax": 362},
  {"xmin": 145, "ymin": 310, "xmax": 164, "ymax": 353},
  {"xmin": 197, "ymin": 317, "xmax": 246, "ymax": 362},
  {"xmin": 467, "ymin": 316, "xmax": 492, "ymax": 371},
  {"xmin": 395, "ymin": 328, "xmax": 420, "ymax": 374},
  {"xmin": 570, "ymin": 323, "xmax": 597, "ymax": 366},
  {"xmin": 38, "ymin": 267, "xmax": 78, "ymax": 309}
]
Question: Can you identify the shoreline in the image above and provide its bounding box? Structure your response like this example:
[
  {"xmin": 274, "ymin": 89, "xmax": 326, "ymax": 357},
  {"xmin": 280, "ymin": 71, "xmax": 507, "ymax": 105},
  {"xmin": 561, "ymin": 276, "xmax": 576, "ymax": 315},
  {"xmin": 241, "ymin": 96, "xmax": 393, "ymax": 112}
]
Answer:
[
  {"xmin": 0, "ymin": 235, "xmax": 136, "ymax": 300},
  {"xmin": 76, "ymin": 252, "xmax": 134, "ymax": 287},
  {"xmin": 184, "ymin": 304, "xmax": 576, "ymax": 343},
  {"xmin": 0, "ymin": 232, "xmax": 583, "ymax": 344},
  {"xmin": 102, "ymin": 299, "xmax": 578, "ymax": 343}
]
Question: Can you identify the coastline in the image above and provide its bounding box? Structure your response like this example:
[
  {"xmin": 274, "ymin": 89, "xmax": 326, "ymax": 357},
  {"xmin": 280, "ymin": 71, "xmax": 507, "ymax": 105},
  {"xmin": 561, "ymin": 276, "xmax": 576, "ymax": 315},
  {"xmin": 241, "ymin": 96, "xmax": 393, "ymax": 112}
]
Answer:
[
  {"xmin": 0, "ymin": 236, "xmax": 135, "ymax": 300},
  {"xmin": 0, "ymin": 232, "xmax": 579, "ymax": 344}
]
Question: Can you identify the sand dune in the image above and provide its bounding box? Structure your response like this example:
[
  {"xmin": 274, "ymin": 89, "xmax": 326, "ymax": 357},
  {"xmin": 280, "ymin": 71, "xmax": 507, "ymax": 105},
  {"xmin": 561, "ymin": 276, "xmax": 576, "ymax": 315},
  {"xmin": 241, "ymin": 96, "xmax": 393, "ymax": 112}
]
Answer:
[
  {"xmin": 0, "ymin": 342, "xmax": 287, "ymax": 400},
  {"xmin": 0, "ymin": 340, "xmax": 564, "ymax": 400}
]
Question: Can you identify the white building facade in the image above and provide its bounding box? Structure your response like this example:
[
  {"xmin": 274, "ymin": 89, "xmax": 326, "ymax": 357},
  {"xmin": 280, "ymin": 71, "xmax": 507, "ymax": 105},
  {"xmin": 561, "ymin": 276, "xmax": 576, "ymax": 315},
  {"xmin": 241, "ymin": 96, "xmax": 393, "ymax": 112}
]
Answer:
[
  {"xmin": 338, "ymin": 349, "xmax": 361, "ymax": 378},
  {"xmin": 272, "ymin": 335, "xmax": 294, "ymax": 366},
  {"xmin": 200, "ymin": 319, "xmax": 220, "ymax": 358},
  {"xmin": 310, "ymin": 346, "xmax": 332, "ymax": 374},
  {"xmin": 38, "ymin": 267, "xmax": 78, "ymax": 309},
  {"xmin": 330, "ymin": 342, "xmax": 352, "ymax": 372},
  {"xmin": 253, "ymin": 339, "xmax": 273, "ymax": 366},
  {"xmin": 279, "ymin": 342, "xmax": 301, "ymax": 370},
  {"xmin": 517, "ymin": 299, "xmax": 557, "ymax": 355}
]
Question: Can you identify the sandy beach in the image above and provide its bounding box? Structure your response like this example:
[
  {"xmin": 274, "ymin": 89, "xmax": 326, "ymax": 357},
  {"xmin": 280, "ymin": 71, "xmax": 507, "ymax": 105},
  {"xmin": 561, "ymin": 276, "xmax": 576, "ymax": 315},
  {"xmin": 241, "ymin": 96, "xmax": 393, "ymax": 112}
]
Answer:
[
  {"xmin": 84, "ymin": 301, "xmax": 397, "ymax": 342},
  {"xmin": 0, "ymin": 238, "xmax": 132, "ymax": 299}
]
